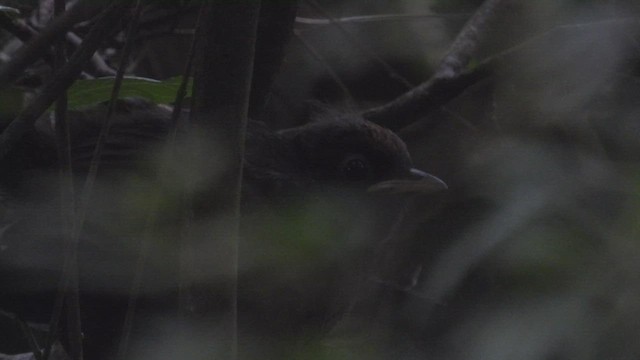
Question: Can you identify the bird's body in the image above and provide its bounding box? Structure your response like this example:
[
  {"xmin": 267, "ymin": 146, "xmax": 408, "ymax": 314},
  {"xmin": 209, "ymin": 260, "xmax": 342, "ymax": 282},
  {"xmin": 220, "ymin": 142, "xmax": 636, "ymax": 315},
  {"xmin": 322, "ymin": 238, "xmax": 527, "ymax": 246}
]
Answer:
[
  {"xmin": 0, "ymin": 98, "xmax": 445, "ymax": 358},
  {"xmin": 1, "ymin": 98, "xmax": 425, "ymax": 199}
]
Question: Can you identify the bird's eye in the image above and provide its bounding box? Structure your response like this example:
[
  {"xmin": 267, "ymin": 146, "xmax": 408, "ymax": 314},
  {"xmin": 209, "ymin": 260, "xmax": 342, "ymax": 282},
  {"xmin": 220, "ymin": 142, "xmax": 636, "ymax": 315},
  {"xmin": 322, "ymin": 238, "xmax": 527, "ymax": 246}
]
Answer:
[{"xmin": 340, "ymin": 154, "xmax": 371, "ymax": 182}]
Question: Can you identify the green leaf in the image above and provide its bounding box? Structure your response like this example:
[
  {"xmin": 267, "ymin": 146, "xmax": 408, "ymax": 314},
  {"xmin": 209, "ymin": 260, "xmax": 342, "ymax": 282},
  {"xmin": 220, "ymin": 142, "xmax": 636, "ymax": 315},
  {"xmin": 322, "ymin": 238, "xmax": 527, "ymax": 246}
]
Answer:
[{"xmin": 65, "ymin": 76, "xmax": 192, "ymax": 110}]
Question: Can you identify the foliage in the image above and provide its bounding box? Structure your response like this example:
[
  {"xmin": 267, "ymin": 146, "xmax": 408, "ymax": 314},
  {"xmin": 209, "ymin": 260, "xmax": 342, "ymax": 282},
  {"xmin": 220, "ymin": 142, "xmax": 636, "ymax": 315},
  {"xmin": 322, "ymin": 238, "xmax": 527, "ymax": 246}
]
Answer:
[{"xmin": 64, "ymin": 76, "xmax": 192, "ymax": 110}]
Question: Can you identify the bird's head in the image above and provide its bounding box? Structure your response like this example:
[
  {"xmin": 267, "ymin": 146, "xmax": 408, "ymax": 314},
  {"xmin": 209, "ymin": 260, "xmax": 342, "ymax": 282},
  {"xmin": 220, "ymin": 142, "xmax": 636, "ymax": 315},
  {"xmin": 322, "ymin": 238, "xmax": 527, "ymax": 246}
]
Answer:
[{"xmin": 278, "ymin": 116, "xmax": 447, "ymax": 193}]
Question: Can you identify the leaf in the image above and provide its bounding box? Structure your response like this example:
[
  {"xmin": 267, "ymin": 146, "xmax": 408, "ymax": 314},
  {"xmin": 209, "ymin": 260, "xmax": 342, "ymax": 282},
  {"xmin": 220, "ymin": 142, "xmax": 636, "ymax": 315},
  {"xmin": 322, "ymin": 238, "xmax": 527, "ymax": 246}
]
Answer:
[{"xmin": 65, "ymin": 76, "xmax": 192, "ymax": 110}]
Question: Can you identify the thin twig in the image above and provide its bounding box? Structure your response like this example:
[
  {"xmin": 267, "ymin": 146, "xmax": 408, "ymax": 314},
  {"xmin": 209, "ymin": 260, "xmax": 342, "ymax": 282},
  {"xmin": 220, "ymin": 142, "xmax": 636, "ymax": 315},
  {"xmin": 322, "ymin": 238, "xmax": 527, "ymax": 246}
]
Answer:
[
  {"xmin": 191, "ymin": 3, "xmax": 262, "ymax": 358},
  {"xmin": 69, "ymin": 1, "xmax": 139, "ymax": 348},
  {"xmin": 364, "ymin": 15, "xmax": 640, "ymax": 131},
  {"xmin": 75, "ymin": 0, "xmax": 137, "ymax": 216},
  {"xmin": 362, "ymin": 63, "xmax": 492, "ymax": 130},
  {"xmin": 293, "ymin": 30, "xmax": 355, "ymax": 108},
  {"xmin": 304, "ymin": 0, "xmax": 414, "ymax": 89},
  {"xmin": 0, "ymin": 1, "xmax": 127, "ymax": 160},
  {"xmin": 362, "ymin": 0, "xmax": 513, "ymax": 129},
  {"xmin": 295, "ymin": 12, "xmax": 471, "ymax": 25},
  {"xmin": 170, "ymin": 5, "xmax": 204, "ymax": 134},
  {"xmin": 52, "ymin": 0, "xmax": 85, "ymax": 356},
  {"xmin": 0, "ymin": 15, "xmax": 37, "ymax": 42},
  {"xmin": 249, "ymin": 2, "xmax": 299, "ymax": 120},
  {"xmin": 12, "ymin": 4, "xmax": 129, "ymax": 360},
  {"xmin": 14, "ymin": 316, "xmax": 43, "ymax": 360},
  {"xmin": 101, "ymin": 3, "xmax": 151, "ymax": 359}
]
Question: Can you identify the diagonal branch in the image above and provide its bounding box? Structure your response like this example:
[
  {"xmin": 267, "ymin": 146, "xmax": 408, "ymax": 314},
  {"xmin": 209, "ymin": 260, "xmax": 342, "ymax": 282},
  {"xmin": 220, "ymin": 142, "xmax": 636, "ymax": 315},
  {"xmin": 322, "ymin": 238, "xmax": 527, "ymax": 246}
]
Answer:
[
  {"xmin": 0, "ymin": 15, "xmax": 37, "ymax": 43},
  {"xmin": 362, "ymin": 0, "xmax": 514, "ymax": 130},
  {"xmin": 0, "ymin": 1, "xmax": 128, "ymax": 161},
  {"xmin": 0, "ymin": 0, "xmax": 104, "ymax": 88}
]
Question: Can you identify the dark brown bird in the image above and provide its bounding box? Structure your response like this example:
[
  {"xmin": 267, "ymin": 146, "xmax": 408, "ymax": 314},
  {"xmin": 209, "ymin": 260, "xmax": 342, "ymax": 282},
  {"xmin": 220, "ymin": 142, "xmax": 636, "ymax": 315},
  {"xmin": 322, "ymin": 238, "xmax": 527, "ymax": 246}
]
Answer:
[
  {"xmin": 64, "ymin": 99, "xmax": 445, "ymax": 194},
  {"xmin": 0, "ymin": 98, "xmax": 446, "ymax": 358},
  {"xmin": 0, "ymin": 97, "xmax": 446, "ymax": 206},
  {"xmin": 0, "ymin": 98, "xmax": 445, "ymax": 194},
  {"xmin": 244, "ymin": 114, "xmax": 446, "ymax": 200}
]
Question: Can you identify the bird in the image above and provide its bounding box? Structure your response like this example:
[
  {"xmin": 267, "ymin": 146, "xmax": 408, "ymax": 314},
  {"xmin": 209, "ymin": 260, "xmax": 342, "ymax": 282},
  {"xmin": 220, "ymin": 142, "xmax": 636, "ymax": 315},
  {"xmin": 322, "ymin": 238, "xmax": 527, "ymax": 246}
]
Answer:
[
  {"xmin": 0, "ymin": 98, "xmax": 446, "ymax": 358},
  {"xmin": 0, "ymin": 98, "xmax": 445, "ymax": 198}
]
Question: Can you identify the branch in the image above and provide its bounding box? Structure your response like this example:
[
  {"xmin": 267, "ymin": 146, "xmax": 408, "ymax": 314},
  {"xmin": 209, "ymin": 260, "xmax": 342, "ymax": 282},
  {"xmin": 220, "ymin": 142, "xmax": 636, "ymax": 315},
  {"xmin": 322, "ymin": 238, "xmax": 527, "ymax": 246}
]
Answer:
[
  {"xmin": 0, "ymin": 0, "xmax": 103, "ymax": 88},
  {"xmin": 0, "ymin": 15, "xmax": 37, "ymax": 43},
  {"xmin": 66, "ymin": 32, "xmax": 117, "ymax": 76},
  {"xmin": 362, "ymin": 0, "xmax": 514, "ymax": 130},
  {"xmin": 438, "ymin": 0, "xmax": 511, "ymax": 77},
  {"xmin": 365, "ymin": 13, "xmax": 640, "ymax": 131},
  {"xmin": 305, "ymin": 0, "xmax": 413, "ymax": 89},
  {"xmin": 363, "ymin": 62, "xmax": 493, "ymax": 130},
  {"xmin": 295, "ymin": 12, "xmax": 470, "ymax": 26},
  {"xmin": 0, "ymin": 1, "xmax": 128, "ymax": 160}
]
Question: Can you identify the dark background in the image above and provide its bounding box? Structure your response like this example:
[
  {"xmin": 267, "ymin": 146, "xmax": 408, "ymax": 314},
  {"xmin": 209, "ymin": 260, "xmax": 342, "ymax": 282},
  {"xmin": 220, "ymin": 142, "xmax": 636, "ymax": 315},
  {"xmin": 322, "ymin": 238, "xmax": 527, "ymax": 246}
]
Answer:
[{"xmin": 1, "ymin": 0, "xmax": 640, "ymax": 359}]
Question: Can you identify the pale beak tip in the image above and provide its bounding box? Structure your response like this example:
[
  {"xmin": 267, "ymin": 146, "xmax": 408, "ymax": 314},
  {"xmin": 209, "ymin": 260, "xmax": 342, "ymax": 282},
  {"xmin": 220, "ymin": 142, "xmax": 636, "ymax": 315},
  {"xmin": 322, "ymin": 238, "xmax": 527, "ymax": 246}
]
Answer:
[
  {"xmin": 367, "ymin": 169, "xmax": 448, "ymax": 194},
  {"xmin": 410, "ymin": 168, "xmax": 448, "ymax": 190}
]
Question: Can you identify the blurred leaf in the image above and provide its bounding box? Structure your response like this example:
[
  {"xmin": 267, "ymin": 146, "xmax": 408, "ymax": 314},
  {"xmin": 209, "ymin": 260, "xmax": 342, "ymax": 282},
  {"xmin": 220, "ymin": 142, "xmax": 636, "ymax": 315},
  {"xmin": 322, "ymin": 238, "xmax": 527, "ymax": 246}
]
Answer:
[
  {"xmin": 466, "ymin": 57, "xmax": 480, "ymax": 71},
  {"xmin": 242, "ymin": 194, "xmax": 372, "ymax": 277},
  {"xmin": 492, "ymin": 223, "xmax": 590, "ymax": 292},
  {"xmin": 65, "ymin": 76, "xmax": 192, "ymax": 110}
]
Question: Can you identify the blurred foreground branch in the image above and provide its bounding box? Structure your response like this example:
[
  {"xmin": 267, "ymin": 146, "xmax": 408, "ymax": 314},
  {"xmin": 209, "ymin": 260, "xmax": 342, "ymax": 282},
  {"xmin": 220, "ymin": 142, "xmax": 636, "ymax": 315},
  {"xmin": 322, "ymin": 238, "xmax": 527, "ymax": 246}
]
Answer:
[{"xmin": 188, "ymin": 2, "xmax": 262, "ymax": 359}]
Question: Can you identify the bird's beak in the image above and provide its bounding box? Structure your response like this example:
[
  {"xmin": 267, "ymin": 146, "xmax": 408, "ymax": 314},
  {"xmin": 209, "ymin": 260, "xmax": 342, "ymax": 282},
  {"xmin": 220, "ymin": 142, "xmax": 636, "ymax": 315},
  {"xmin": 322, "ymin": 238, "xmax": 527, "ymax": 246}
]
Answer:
[
  {"xmin": 409, "ymin": 168, "xmax": 448, "ymax": 187},
  {"xmin": 368, "ymin": 168, "xmax": 448, "ymax": 194}
]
